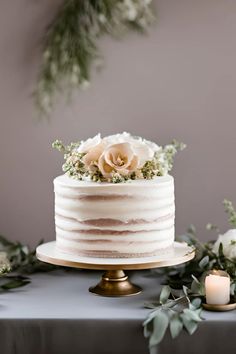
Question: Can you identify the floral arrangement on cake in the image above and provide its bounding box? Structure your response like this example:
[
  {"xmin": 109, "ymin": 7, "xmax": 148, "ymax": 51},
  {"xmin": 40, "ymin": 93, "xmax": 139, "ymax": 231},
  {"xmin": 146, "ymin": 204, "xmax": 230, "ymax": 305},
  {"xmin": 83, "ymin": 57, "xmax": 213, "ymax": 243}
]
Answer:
[{"xmin": 52, "ymin": 132, "xmax": 185, "ymax": 183}]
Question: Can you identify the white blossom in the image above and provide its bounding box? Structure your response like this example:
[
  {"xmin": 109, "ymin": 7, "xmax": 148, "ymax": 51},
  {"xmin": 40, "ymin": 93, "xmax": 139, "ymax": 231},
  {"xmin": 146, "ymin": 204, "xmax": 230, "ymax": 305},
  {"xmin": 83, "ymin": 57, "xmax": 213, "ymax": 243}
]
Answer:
[{"xmin": 213, "ymin": 229, "xmax": 236, "ymax": 260}]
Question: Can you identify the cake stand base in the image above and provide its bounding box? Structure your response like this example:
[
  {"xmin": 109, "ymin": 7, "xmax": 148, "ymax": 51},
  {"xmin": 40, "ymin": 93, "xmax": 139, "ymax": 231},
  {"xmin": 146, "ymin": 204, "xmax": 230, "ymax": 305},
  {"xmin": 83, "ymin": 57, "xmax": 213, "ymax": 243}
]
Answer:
[
  {"xmin": 89, "ymin": 270, "xmax": 142, "ymax": 297},
  {"xmin": 36, "ymin": 241, "xmax": 195, "ymax": 297}
]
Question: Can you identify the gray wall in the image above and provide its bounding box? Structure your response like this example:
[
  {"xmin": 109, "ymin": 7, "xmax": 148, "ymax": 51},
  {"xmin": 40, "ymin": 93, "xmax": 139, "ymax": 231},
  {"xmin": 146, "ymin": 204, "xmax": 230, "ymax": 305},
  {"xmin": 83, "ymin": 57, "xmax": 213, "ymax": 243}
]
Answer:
[{"xmin": 1, "ymin": 0, "xmax": 236, "ymax": 247}]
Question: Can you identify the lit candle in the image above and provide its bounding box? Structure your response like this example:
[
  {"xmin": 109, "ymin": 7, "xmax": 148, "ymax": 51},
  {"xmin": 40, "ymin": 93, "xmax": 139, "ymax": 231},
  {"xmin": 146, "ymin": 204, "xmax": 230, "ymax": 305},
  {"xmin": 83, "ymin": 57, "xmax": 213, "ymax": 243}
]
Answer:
[{"xmin": 205, "ymin": 271, "xmax": 230, "ymax": 305}]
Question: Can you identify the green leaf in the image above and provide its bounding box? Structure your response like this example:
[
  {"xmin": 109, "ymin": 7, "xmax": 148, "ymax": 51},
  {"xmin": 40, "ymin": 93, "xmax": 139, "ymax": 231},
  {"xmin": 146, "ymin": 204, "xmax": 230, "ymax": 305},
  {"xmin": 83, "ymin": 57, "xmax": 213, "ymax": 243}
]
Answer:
[
  {"xmin": 143, "ymin": 320, "xmax": 153, "ymax": 338},
  {"xmin": 183, "ymin": 285, "xmax": 189, "ymax": 296},
  {"xmin": 170, "ymin": 314, "xmax": 183, "ymax": 339},
  {"xmin": 190, "ymin": 298, "xmax": 202, "ymax": 309},
  {"xmin": 144, "ymin": 301, "xmax": 161, "ymax": 309},
  {"xmin": 0, "ymin": 235, "xmax": 15, "ymax": 247},
  {"xmin": 149, "ymin": 310, "xmax": 169, "ymax": 347},
  {"xmin": 191, "ymin": 276, "xmax": 205, "ymax": 296},
  {"xmin": 218, "ymin": 242, "xmax": 224, "ymax": 256},
  {"xmin": 0, "ymin": 278, "xmax": 30, "ymax": 290},
  {"xmin": 182, "ymin": 308, "xmax": 202, "ymax": 322},
  {"xmin": 181, "ymin": 314, "xmax": 199, "ymax": 335},
  {"xmin": 199, "ymin": 256, "xmax": 209, "ymax": 269},
  {"xmin": 160, "ymin": 285, "xmax": 171, "ymax": 304}
]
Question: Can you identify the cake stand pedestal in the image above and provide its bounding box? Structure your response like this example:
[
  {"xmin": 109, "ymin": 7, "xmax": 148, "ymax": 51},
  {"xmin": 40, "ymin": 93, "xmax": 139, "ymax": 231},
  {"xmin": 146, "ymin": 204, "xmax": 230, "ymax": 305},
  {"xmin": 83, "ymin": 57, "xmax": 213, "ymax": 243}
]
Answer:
[{"xmin": 36, "ymin": 241, "xmax": 195, "ymax": 297}]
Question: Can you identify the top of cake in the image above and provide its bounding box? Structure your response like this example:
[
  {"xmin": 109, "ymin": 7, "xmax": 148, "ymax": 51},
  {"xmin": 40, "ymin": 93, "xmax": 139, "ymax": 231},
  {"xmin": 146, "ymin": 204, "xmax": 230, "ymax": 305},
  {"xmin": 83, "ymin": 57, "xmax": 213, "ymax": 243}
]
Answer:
[{"xmin": 52, "ymin": 132, "xmax": 185, "ymax": 183}]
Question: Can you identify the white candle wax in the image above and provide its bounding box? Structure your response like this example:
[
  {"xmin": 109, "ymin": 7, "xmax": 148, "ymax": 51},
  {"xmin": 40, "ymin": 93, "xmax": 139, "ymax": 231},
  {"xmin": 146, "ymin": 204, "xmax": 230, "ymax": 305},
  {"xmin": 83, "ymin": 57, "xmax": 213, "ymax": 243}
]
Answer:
[{"xmin": 205, "ymin": 274, "xmax": 230, "ymax": 305}]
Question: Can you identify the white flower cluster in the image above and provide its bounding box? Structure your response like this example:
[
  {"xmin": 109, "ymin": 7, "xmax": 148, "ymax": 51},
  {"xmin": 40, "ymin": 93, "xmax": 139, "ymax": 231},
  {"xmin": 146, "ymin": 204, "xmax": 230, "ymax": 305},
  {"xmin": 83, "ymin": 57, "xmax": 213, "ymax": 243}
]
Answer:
[{"xmin": 53, "ymin": 132, "xmax": 185, "ymax": 183}]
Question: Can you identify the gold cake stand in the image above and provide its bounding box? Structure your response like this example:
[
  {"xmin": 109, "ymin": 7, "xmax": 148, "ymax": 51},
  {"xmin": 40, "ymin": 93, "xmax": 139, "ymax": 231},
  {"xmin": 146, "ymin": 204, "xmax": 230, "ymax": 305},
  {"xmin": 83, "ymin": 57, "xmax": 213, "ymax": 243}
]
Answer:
[{"xmin": 36, "ymin": 241, "xmax": 195, "ymax": 297}]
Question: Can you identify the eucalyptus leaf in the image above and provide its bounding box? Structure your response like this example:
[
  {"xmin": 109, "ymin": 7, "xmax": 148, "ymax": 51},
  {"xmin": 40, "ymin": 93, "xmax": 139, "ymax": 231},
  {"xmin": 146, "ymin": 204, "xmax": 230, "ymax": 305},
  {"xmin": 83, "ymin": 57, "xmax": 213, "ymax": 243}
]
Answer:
[
  {"xmin": 181, "ymin": 314, "xmax": 198, "ymax": 335},
  {"xmin": 144, "ymin": 320, "xmax": 153, "ymax": 338},
  {"xmin": 190, "ymin": 298, "xmax": 202, "ymax": 309},
  {"xmin": 199, "ymin": 256, "xmax": 209, "ymax": 269},
  {"xmin": 149, "ymin": 310, "xmax": 169, "ymax": 347},
  {"xmin": 170, "ymin": 314, "xmax": 183, "ymax": 339},
  {"xmin": 160, "ymin": 285, "xmax": 171, "ymax": 304},
  {"xmin": 182, "ymin": 308, "xmax": 202, "ymax": 322},
  {"xmin": 144, "ymin": 302, "xmax": 161, "ymax": 309}
]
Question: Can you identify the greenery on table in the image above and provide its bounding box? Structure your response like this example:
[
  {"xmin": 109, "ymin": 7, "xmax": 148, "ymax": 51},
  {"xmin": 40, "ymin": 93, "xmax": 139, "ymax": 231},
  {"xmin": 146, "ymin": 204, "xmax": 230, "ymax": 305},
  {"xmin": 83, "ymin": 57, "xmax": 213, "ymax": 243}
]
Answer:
[
  {"xmin": 0, "ymin": 236, "xmax": 57, "ymax": 292},
  {"xmin": 144, "ymin": 199, "xmax": 236, "ymax": 350},
  {"xmin": 35, "ymin": 0, "xmax": 155, "ymax": 115},
  {"xmin": 143, "ymin": 286, "xmax": 202, "ymax": 347}
]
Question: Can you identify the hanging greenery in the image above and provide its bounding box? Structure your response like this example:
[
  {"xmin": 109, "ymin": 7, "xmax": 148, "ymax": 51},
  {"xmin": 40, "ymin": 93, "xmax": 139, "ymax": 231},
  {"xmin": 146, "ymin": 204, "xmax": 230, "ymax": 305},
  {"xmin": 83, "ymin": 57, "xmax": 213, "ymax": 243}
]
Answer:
[{"xmin": 35, "ymin": 0, "xmax": 155, "ymax": 115}]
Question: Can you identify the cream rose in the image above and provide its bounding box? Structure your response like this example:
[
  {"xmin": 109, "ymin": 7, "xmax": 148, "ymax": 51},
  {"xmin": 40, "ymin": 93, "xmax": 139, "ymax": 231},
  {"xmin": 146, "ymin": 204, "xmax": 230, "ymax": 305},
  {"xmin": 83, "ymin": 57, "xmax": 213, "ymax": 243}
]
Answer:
[
  {"xmin": 103, "ymin": 132, "xmax": 155, "ymax": 167},
  {"xmin": 79, "ymin": 132, "xmax": 160, "ymax": 179},
  {"xmin": 83, "ymin": 142, "xmax": 105, "ymax": 171},
  {"xmin": 98, "ymin": 143, "xmax": 139, "ymax": 178},
  {"xmin": 213, "ymin": 229, "xmax": 236, "ymax": 260}
]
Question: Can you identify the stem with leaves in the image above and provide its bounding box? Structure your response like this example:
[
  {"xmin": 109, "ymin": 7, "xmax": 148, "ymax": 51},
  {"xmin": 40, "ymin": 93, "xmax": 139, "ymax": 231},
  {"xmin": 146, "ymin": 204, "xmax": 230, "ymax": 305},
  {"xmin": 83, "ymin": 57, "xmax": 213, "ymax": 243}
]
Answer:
[{"xmin": 143, "ymin": 285, "xmax": 202, "ymax": 348}]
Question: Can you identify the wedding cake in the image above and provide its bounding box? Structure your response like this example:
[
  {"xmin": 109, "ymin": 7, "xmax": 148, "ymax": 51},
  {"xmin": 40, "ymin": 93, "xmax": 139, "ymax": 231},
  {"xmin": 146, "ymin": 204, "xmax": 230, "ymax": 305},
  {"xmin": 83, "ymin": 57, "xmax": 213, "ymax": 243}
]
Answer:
[{"xmin": 53, "ymin": 133, "xmax": 185, "ymax": 258}]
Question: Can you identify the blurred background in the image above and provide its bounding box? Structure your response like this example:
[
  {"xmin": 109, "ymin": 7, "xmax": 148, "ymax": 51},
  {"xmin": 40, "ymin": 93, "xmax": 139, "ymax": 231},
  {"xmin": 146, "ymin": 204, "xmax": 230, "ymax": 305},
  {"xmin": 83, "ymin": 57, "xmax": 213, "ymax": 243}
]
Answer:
[{"xmin": 0, "ymin": 0, "xmax": 236, "ymax": 247}]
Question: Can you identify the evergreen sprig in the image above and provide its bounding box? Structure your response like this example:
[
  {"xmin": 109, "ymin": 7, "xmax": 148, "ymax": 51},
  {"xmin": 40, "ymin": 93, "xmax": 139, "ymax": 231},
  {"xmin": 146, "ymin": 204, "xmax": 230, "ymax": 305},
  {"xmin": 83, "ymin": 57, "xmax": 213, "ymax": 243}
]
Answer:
[{"xmin": 35, "ymin": 0, "xmax": 155, "ymax": 115}]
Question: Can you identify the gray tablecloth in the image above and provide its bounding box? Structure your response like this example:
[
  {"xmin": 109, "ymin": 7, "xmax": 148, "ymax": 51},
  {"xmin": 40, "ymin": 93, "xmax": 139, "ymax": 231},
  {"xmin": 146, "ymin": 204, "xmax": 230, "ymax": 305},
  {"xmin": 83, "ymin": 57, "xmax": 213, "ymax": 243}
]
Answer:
[{"xmin": 0, "ymin": 270, "xmax": 235, "ymax": 354}]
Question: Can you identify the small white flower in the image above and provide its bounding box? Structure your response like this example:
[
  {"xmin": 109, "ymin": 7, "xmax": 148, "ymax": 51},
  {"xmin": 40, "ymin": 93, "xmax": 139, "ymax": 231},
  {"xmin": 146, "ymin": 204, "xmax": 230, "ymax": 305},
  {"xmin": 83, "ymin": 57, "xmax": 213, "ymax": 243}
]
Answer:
[
  {"xmin": 126, "ymin": 7, "xmax": 137, "ymax": 21},
  {"xmin": 213, "ymin": 229, "xmax": 236, "ymax": 260},
  {"xmin": 80, "ymin": 80, "xmax": 90, "ymax": 90},
  {"xmin": 98, "ymin": 14, "xmax": 107, "ymax": 24}
]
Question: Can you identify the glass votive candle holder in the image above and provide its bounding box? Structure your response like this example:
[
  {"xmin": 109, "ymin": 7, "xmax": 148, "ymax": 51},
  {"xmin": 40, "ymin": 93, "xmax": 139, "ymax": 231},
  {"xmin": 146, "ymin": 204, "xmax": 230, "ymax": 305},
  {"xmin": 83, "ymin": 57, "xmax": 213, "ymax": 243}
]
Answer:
[{"xmin": 205, "ymin": 270, "xmax": 230, "ymax": 305}]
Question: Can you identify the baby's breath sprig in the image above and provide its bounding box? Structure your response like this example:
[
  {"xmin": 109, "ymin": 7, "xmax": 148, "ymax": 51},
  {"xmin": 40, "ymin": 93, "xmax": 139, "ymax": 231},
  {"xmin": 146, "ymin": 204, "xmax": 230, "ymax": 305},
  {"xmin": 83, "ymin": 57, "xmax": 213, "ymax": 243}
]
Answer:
[
  {"xmin": 223, "ymin": 199, "xmax": 236, "ymax": 228},
  {"xmin": 144, "ymin": 140, "xmax": 186, "ymax": 178}
]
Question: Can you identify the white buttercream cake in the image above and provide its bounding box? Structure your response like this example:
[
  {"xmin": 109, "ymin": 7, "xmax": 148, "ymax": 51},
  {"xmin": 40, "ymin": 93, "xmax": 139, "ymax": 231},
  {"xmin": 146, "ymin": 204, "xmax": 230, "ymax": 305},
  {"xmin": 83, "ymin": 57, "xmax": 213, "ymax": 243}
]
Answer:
[
  {"xmin": 52, "ymin": 132, "xmax": 185, "ymax": 258},
  {"xmin": 54, "ymin": 174, "xmax": 175, "ymax": 257}
]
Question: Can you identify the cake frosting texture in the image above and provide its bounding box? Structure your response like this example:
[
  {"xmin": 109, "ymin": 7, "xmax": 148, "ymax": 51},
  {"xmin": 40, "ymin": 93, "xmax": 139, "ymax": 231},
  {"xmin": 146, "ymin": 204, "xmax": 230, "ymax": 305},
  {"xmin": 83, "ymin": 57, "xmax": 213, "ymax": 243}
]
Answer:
[{"xmin": 54, "ymin": 174, "xmax": 175, "ymax": 258}]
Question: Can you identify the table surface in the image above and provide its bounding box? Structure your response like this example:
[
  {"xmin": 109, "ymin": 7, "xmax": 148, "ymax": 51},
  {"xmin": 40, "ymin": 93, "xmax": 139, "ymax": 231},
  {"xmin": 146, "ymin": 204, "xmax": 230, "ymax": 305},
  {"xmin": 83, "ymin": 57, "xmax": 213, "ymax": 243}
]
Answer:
[{"xmin": 0, "ymin": 270, "xmax": 235, "ymax": 354}]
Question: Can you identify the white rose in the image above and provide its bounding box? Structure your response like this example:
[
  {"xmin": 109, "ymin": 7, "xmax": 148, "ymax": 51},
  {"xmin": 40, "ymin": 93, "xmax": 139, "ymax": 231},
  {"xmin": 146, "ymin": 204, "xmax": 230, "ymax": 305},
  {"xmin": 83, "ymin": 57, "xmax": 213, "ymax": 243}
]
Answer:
[
  {"xmin": 77, "ymin": 134, "xmax": 101, "ymax": 153},
  {"xmin": 130, "ymin": 140, "xmax": 154, "ymax": 167},
  {"xmin": 143, "ymin": 138, "xmax": 160, "ymax": 154},
  {"xmin": 103, "ymin": 132, "xmax": 131, "ymax": 145},
  {"xmin": 213, "ymin": 229, "xmax": 236, "ymax": 260}
]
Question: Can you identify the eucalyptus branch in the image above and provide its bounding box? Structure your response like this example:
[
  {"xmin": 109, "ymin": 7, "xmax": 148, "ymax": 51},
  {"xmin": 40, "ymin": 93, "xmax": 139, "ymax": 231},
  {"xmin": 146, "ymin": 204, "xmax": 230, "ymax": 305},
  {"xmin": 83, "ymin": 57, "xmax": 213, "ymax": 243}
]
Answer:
[{"xmin": 143, "ymin": 285, "xmax": 202, "ymax": 349}]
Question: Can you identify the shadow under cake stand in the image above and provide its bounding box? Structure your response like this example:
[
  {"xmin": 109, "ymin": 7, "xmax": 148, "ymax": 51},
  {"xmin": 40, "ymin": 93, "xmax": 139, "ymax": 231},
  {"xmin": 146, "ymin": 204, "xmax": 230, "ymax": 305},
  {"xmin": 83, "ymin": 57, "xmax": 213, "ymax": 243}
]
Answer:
[{"xmin": 36, "ymin": 241, "xmax": 195, "ymax": 297}]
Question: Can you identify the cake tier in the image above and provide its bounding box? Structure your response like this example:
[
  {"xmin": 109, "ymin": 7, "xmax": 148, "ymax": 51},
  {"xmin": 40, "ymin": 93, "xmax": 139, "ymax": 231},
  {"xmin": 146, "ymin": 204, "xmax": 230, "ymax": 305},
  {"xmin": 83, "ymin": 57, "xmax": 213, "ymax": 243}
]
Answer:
[{"xmin": 54, "ymin": 175, "xmax": 175, "ymax": 258}]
